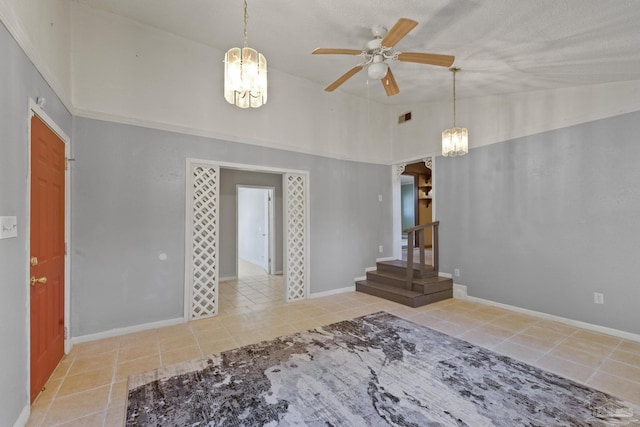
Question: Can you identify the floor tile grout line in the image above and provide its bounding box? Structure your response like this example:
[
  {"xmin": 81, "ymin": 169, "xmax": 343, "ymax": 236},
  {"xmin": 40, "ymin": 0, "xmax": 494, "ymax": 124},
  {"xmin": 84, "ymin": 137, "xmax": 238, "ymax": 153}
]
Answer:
[
  {"xmin": 156, "ymin": 332, "xmax": 163, "ymax": 369},
  {"xmin": 605, "ymin": 352, "xmax": 640, "ymax": 370},
  {"xmin": 47, "ymin": 408, "xmax": 106, "ymax": 427},
  {"xmin": 104, "ymin": 339, "xmax": 124, "ymax": 427},
  {"xmin": 529, "ymin": 334, "xmax": 573, "ymax": 366},
  {"xmin": 585, "ymin": 340, "xmax": 624, "ymax": 385}
]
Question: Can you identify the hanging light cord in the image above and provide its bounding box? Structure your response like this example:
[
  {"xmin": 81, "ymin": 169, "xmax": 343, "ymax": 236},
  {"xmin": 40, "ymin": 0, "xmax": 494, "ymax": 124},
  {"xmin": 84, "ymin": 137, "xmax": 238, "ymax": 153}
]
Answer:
[
  {"xmin": 243, "ymin": 0, "xmax": 249, "ymax": 48},
  {"xmin": 452, "ymin": 68, "xmax": 457, "ymax": 128}
]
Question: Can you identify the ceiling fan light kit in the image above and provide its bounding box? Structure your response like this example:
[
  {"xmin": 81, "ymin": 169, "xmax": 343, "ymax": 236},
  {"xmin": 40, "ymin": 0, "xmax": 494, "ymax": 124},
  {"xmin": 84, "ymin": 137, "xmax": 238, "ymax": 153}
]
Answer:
[
  {"xmin": 312, "ymin": 18, "xmax": 455, "ymax": 96},
  {"xmin": 224, "ymin": 0, "xmax": 267, "ymax": 108},
  {"xmin": 367, "ymin": 55, "xmax": 388, "ymax": 79},
  {"xmin": 442, "ymin": 68, "xmax": 468, "ymax": 157}
]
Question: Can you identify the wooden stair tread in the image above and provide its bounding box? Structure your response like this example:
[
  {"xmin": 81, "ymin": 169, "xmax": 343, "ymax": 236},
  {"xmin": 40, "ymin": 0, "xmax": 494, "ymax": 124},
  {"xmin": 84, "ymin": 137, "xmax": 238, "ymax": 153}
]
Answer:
[
  {"xmin": 368, "ymin": 269, "xmax": 449, "ymax": 285},
  {"xmin": 376, "ymin": 260, "xmax": 437, "ymax": 279},
  {"xmin": 355, "ymin": 280, "xmax": 423, "ymax": 297},
  {"xmin": 378, "ymin": 260, "xmax": 434, "ymax": 271},
  {"xmin": 358, "ymin": 251, "xmax": 451, "ymax": 307},
  {"xmin": 355, "ymin": 280, "xmax": 453, "ymax": 308}
]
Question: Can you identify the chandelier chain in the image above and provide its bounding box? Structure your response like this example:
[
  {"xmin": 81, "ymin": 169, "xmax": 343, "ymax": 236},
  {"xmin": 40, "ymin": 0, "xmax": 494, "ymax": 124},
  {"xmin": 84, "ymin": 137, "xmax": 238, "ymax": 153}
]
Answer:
[
  {"xmin": 452, "ymin": 68, "xmax": 457, "ymax": 128},
  {"xmin": 243, "ymin": 0, "xmax": 249, "ymax": 48}
]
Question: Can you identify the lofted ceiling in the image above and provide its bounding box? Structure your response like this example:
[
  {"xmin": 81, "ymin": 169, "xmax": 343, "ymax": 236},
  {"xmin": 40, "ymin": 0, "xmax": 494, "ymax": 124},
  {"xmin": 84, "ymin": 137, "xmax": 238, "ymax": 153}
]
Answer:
[{"xmin": 73, "ymin": 0, "xmax": 640, "ymax": 105}]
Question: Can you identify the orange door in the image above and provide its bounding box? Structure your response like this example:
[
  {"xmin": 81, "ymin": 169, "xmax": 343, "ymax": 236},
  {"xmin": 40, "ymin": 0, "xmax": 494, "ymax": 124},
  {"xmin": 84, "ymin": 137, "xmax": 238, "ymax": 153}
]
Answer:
[{"xmin": 30, "ymin": 115, "xmax": 65, "ymax": 403}]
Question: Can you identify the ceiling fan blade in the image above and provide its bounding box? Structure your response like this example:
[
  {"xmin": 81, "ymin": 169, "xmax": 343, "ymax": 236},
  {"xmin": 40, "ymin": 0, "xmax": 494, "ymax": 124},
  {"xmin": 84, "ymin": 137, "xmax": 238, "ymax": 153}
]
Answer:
[
  {"xmin": 325, "ymin": 65, "xmax": 364, "ymax": 92},
  {"xmin": 382, "ymin": 68, "xmax": 400, "ymax": 96},
  {"xmin": 312, "ymin": 48, "xmax": 362, "ymax": 55},
  {"xmin": 397, "ymin": 52, "xmax": 455, "ymax": 67},
  {"xmin": 381, "ymin": 18, "xmax": 418, "ymax": 48}
]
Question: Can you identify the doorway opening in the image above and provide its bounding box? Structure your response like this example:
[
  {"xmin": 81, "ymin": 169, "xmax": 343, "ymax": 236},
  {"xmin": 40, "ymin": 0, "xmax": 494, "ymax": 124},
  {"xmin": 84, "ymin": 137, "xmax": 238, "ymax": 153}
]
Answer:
[
  {"xmin": 185, "ymin": 160, "xmax": 309, "ymax": 321},
  {"xmin": 219, "ymin": 184, "xmax": 285, "ymax": 313},
  {"xmin": 236, "ymin": 186, "xmax": 275, "ymax": 279},
  {"xmin": 400, "ymin": 160, "xmax": 433, "ymax": 265}
]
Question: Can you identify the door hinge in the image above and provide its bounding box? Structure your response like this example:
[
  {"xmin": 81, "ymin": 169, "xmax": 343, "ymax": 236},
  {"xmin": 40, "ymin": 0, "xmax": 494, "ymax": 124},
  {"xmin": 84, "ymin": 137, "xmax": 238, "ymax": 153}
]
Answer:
[
  {"xmin": 64, "ymin": 327, "xmax": 68, "ymax": 339},
  {"xmin": 65, "ymin": 242, "xmax": 68, "ymax": 256},
  {"xmin": 65, "ymin": 157, "xmax": 75, "ymax": 170}
]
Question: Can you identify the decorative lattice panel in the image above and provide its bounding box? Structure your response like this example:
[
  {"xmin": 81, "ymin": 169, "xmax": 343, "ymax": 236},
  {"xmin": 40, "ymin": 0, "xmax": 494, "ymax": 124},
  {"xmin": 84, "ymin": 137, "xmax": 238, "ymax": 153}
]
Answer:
[
  {"xmin": 285, "ymin": 174, "xmax": 307, "ymax": 301},
  {"xmin": 190, "ymin": 165, "xmax": 219, "ymax": 319}
]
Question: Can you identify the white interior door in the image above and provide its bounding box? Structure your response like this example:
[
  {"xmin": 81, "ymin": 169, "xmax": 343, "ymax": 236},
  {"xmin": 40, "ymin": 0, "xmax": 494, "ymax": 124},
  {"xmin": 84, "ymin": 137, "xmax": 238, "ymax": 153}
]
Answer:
[
  {"xmin": 267, "ymin": 189, "xmax": 276, "ymax": 275},
  {"xmin": 262, "ymin": 190, "xmax": 270, "ymax": 272},
  {"xmin": 237, "ymin": 186, "xmax": 273, "ymax": 275}
]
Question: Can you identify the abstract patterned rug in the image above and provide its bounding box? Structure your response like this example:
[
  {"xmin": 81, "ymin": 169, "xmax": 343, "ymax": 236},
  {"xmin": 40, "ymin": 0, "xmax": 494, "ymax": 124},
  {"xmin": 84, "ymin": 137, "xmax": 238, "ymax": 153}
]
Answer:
[{"xmin": 126, "ymin": 312, "xmax": 639, "ymax": 426}]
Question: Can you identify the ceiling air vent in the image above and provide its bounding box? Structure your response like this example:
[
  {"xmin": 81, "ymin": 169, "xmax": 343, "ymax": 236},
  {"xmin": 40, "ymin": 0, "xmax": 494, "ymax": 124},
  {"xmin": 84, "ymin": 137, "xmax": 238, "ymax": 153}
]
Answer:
[{"xmin": 398, "ymin": 112, "xmax": 412, "ymax": 124}]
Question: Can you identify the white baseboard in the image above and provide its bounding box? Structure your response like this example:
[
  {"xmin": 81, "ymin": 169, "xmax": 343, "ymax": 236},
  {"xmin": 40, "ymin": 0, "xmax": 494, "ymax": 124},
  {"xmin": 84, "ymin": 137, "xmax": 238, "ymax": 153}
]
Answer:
[
  {"xmin": 439, "ymin": 272, "xmax": 453, "ymax": 278},
  {"xmin": 274, "ymin": 270, "xmax": 283, "ymax": 275},
  {"xmin": 364, "ymin": 266, "xmax": 377, "ymax": 273},
  {"xmin": 309, "ymin": 285, "xmax": 355, "ymax": 299},
  {"xmin": 453, "ymin": 283, "xmax": 468, "ymax": 299},
  {"xmin": 354, "ymin": 276, "xmax": 366, "ymax": 281},
  {"xmin": 458, "ymin": 291, "xmax": 640, "ymax": 343},
  {"xmin": 71, "ymin": 317, "xmax": 185, "ymax": 345},
  {"xmin": 12, "ymin": 405, "xmax": 29, "ymax": 427}
]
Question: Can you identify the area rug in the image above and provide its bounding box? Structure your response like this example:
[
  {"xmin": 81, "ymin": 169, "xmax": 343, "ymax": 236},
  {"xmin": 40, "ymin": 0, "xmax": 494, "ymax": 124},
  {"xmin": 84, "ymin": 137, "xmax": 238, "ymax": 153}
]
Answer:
[{"xmin": 126, "ymin": 311, "xmax": 639, "ymax": 426}]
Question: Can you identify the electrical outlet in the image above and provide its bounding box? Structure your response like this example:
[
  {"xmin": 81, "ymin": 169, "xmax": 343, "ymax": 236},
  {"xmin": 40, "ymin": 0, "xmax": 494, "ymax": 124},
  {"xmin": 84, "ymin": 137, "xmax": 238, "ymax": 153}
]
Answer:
[
  {"xmin": 594, "ymin": 292, "xmax": 604, "ymax": 304},
  {"xmin": 378, "ymin": 245, "xmax": 383, "ymax": 253},
  {"xmin": 0, "ymin": 216, "xmax": 18, "ymax": 239},
  {"xmin": 378, "ymin": 194, "xmax": 383, "ymax": 202},
  {"xmin": 454, "ymin": 268, "xmax": 460, "ymax": 277}
]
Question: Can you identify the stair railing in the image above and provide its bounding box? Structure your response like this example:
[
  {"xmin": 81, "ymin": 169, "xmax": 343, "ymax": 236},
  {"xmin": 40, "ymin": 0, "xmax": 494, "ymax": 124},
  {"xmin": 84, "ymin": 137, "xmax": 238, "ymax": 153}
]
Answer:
[{"xmin": 402, "ymin": 221, "xmax": 439, "ymax": 290}]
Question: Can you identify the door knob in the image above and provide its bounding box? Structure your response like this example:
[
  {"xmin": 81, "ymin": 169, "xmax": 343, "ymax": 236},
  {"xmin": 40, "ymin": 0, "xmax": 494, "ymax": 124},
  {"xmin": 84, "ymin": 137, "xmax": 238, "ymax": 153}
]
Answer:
[{"xmin": 30, "ymin": 276, "xmax": 47, "ymax": 286}]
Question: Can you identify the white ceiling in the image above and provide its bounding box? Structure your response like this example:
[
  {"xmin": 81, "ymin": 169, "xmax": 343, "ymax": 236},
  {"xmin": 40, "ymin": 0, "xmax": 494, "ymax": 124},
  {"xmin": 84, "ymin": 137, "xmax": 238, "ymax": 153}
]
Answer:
[{"xmin": 74, "ymin": 0, "xmax": 640, "ymax": 105}]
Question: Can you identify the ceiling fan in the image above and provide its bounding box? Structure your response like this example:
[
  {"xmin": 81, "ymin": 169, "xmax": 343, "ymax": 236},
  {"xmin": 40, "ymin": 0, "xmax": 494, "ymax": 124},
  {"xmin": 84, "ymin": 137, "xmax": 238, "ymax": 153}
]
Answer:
[{"xmin": 312, "ymin": 18, "xmax": 455, "ymax": 96}]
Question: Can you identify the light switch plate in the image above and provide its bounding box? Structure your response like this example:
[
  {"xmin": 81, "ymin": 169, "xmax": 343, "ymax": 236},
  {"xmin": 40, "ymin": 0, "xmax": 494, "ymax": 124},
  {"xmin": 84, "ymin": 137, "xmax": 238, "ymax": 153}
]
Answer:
[{"xmin": 0, "ymin": 216, "xmax": 18, "ymax": 239}]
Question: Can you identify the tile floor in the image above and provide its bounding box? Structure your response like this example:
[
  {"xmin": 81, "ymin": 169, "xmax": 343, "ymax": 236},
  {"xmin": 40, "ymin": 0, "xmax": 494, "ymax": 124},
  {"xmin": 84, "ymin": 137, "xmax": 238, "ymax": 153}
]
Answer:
[
  {"xmin": 218, "ymin": 266, "xmax": 284, "ymax": 312},
  {"xmin": 26, "ymin": 275, "xmax": 640, "ymax": 426}
]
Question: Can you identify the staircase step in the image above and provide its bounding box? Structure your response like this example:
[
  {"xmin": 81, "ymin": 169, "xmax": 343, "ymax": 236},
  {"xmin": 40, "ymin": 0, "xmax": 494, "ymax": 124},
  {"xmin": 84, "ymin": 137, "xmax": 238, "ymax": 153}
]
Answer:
[
  {"xmin": 366, "ymin": 270, "xmax": 452, "ymax": 293},
  {"xmin": 376, "ymin": 260, "xmax": 437, "ymax": 279},
  {"xmin": 355, "ymin": 280, "xmax": 452, "ymax": 308},
  {"xmin": 413, "ymin": 276, "xmax": 453, "ymax": 295}
]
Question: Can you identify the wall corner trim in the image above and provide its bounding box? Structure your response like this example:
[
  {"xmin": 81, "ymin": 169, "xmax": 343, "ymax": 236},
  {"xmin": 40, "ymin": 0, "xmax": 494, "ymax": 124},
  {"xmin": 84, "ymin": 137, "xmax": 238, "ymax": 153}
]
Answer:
[{"xmin": 12, "ymin": 405, "xmax": 29, "ymax": 427}]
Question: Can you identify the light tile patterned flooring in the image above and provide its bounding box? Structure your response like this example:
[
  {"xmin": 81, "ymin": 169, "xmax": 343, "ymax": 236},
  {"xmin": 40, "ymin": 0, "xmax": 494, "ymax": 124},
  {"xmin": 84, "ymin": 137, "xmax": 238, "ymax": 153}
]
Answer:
[{"xmin": 27, "ymin": 276, "xmax": 640, "ymax": 426}]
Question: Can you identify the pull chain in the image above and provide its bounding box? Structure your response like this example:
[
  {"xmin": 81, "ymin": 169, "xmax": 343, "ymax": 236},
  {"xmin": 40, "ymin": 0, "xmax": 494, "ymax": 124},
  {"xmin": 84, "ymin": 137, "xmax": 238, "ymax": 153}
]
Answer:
[{"xmin": 243, "ymin": 0, "xmax": 249, "ymax": 48}]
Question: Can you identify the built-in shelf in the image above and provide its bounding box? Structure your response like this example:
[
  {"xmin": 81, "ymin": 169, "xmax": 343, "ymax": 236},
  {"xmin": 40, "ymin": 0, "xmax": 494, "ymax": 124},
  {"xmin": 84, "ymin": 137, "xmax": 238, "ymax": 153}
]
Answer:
[{"xmin": 418, "ymin": 175, "xmax": 432, "ymax": 206}]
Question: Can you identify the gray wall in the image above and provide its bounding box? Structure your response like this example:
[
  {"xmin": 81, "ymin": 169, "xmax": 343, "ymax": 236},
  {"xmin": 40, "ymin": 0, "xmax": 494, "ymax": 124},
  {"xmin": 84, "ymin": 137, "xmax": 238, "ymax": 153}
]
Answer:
[
  {"xmin": 437, "ymin": 111, "xmax": 640, "ymax": 334},
  {"xmin": 0, "ymin": 22, "xmax": 72, "ymax": 427},
  {"xmin": 220, "ymin": 169, "xmax": 283, "ymax": 278},
  {"xmin": 71, "ymin": 118, "xmax": 393, "ymax": 337}
]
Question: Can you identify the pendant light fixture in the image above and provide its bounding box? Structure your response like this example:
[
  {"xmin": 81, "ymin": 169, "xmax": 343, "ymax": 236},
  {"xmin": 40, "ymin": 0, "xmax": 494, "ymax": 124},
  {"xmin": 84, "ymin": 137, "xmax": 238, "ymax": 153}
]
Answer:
[
  {"xmin": 224, "ymin": 0, "xmax": 267, "ymax": 108},
  {"xmin": 442, "ymin": 67, "xmax": 468, "ymax": 157}
]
